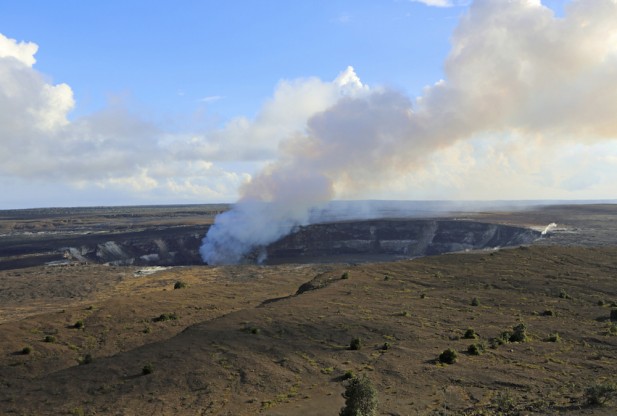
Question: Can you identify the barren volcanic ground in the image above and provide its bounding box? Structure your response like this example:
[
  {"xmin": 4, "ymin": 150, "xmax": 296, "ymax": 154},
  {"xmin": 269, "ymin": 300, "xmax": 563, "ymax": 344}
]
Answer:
[{"xmin": 1, "ymin": 204, "xmax": 617, "ymax": 415}]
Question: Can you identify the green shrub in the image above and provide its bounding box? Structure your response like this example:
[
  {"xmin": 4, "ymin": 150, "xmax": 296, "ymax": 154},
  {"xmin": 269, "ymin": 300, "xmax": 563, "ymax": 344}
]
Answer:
[
  {"xmin": 438, "ymin": 348, "xmax": 458, "ymax": 364},
  {"xmin": 80, "ymin": 353, "xmax": 93, "ymax": 365},
  {"xmin": 350, "ymin": 337, "xmax": 362, "ymax": 351},
  {"xmin": 342, "ymin": 370, "xmax": 355, "ymax": 380},
  {"xmin": 173, "ymin": 280, "xmax": 187, "ymax": 289},
  {"xmin": 21, "ymin": 346, "xmax": 32, "ymax": 355},
  {"xmin": 471, "ymin": 297, "xmax": 480, "ymax": 306},
  {"xmin": 43, "ymin": 335, "xmax": 56, "ymax": 343},
  {"xmin": 381, "ymin": 342, "xmax": 391, "ymax": 351},
  {"xmin": 509, "ymin": 323, "xmax": 528, "ymax": 343},
  {"xmin": 73, "ymin": 320, "xmax": 85, "ymax": 329},
  {"xmin": 142, "ymin": 363, "xmax": 154, "ymax": 375},
  {"xmin": 340, "ymin": 375, "xmax": 378, "ymax": 416},
  {"xmin": 153, "ymin": 313, "xmax": 178, "ymax": 322},
  {"xmin": 558, "ymin": 289, "xmax": 571, "ymax": 299},
  {"xmin": 546, "ymin": 333, "xmax": 561, "ymax": 343},
  {"xmin": 341, "ymin": 272, "xmax": 349, "ymax": 280},
  {"xmin": 585, "ymin": 382, "xmax": 617, "ymax": 406},
  {"xmin": 541, "ymin": 309, "xmax": 555, "ymax": 316},
  {"xmin": 463, "ymin": 328, "xmax": 477, "ymax": 339},
  {"xmin": 468, "ymin": 343, "xmax": 484, "ymax": 355}
]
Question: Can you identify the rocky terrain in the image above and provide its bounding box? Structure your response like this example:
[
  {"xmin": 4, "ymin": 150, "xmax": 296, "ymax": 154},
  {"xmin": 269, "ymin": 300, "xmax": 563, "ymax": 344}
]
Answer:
[{"xmin": 0, "ymin": 203, "xmax": 616, "ymax": 415}]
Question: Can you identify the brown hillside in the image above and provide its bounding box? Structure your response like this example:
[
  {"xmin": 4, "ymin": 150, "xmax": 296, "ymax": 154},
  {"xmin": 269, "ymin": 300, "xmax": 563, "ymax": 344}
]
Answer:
[{"xmin": 2, "ymin": 245, "xmax": 617, "ymax": 415}]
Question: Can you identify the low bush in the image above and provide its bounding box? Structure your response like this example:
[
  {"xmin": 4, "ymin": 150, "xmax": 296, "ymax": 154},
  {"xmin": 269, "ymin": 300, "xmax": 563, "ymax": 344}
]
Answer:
[
  {"xmin": 509, "ymin": 323, "xmax": 528, "ymax": 343},
  {"xmin": 153, "ymin": 313, "xmax": 178, "ymax": 322},
  {"xmin": 173, "ymin": 280, "xmax": 187, "ymax": 289},
  {"xmin": 468, "ymin": 343, "xmax": 484, "ymax": 355},
  {"xmin": 340, "ymin": 375, "xmax": 378, "ymax": 416},
  {"xmin": 43, "ymin": 335, "xmax": 56, "ymax": 343},
  {"xmin": 463, "ymin": 328, "xmax": 477, "ymax": 339},
  {"xmin": 350, "ymin": 337, "xmax": 362, "ymax": 351},
  {"xmin": 142, "ymin": 363, "xmax": 154, "ymax": 375},
  {"xmin": 73, "ymin": 320, "xmax": 85, "ymax": 329},
  {"xmin": 342, "ymin": 370, "xmax": 355, "ymax": 380},
  {"xmin": 438, "ymin": 348, "xmax": 458, "ymax": 364},
  {"xmin": 585, "ymin": 382, "xmax": 617, "ymax": 406}
]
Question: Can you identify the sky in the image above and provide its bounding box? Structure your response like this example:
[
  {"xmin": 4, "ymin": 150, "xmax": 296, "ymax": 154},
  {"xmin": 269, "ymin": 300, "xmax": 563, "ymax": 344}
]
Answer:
[{"xmin": 1, "ymin": 0, "xmax": 616, "ymax": 209}]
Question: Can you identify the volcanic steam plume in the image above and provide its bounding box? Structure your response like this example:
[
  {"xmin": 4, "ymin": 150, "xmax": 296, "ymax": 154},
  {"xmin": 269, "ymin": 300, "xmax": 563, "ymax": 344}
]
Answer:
[{"xmin": 201, "ymin": 0, "xmax": 617, "ymax": 265}]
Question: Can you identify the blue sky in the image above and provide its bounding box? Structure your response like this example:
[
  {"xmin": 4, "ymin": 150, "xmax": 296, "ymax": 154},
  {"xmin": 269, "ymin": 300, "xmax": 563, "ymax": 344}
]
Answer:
[
  {"xmin": 1, "ymin": 0, "xmax": 616, "ymax": 209},
  {"xmin": 0, "ymin": 1, "xmax": 461, "ymax": 119}
]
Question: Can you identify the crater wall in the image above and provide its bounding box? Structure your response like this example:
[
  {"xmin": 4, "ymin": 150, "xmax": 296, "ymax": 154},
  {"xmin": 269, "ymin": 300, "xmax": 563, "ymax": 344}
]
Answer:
[{"xmin": 264, "ymin": 219, "xmax": 541, "ymax": 263}]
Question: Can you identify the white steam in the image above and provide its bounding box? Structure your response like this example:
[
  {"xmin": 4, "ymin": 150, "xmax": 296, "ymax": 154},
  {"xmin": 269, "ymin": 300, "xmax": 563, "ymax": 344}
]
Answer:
[
  {"xmin": 541, "ymin": 223, "xmax": 557, "ymax": 236},
  {"xmin": 201, "ymin": 0, "xmax": 617, "ymax": 264}
]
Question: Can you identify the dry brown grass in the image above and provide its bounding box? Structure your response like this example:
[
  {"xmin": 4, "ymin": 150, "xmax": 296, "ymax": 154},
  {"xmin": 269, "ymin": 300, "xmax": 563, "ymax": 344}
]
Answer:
[{"xmin": 1, "ymin": 244, "xmax": 616, "ymax": 415}]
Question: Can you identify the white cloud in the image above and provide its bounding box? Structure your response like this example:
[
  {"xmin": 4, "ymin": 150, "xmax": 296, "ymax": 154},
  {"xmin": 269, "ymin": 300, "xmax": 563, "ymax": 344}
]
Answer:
[
  {"xmin": 199, "ymin": 95, "xmax": 223, "ymax": 103},
  {"xmin": 0, "ymin": 33, "xmax": 38, "ymax": 66},
  {"xmin": 4, "ymin": 0, "xmax": 617, "ymax": 211},
  {"xmin": 410, "ymin": 0, "xmax": 453, "ymax": 7},
  {"xmin": 410, "ymin": 0, "xmax": 472, "ymax": 8}
]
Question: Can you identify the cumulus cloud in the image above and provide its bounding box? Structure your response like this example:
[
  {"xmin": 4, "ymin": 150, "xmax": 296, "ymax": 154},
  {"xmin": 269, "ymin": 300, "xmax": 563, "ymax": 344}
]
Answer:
[
  {"xmin": 0, "ymin": 34, "xmax": 369, "ymax": 206},
  {"xmin": 202, "ymin": 0, "xmax": 617, "ymax": 264}
]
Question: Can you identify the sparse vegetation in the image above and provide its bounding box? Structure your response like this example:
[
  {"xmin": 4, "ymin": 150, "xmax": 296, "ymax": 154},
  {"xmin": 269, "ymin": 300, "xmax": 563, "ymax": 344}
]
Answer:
[
  {"xmin": 381, "ymin": 342, "xmax": 391, "ymax": 351},
  {"xmin": 340, "ymin": 375, "xmax": 378, "ymax": 416},
  {"xmin": 463, "ymin": 328, "xmax": 477, "ymax": 339},
  {"xmin": 349, "ymin": 337, "xmax": 362, "ymax": 351},
  {"xmin": 438, "ymin": 348, "xmax": 458, "ymax": 364},
  {"xmin": 73, "ymin": 320, "xmax": 84, "ymax": 329},
  {"xmin": 559, "ymin": 288, "xmax": 571, "ymax": 299},
  {"xmin": 342, "ymin": 370, "xmax": 355, "ymax": 380},
  {"xmin": 471, "ymin": 297, "xmax": 480, "ymax": 306},
  {"xmin": 341, "ymin": 272, "xmax": 349, "ymax": 280},
  {"xmin": 43, "ymin": 335, "xmax": 56, "ymax": 343},
  {"xmin": 541, "ymin": 309, "xmax": 555, "ymax": 316},
  {"xmin": 173, "ymin": 280, "xmax": 187, "ymax": 289},
  {"xmin": 468, "ymin": 343, "xmax": 484, "ymax": 355},
  {"xmin": 142, "ymin": 363, "xmax": 154, "ymax": 375},
  {"xmin": 509, "ymin": 323, "xmax": 528, "ymax": 343},
  {"xmin": 610, "ymin": 309, "xmax": 617, "ymax": 322},
  {"xmin": 546, "ymin": 333, "xmax": 561, "ymax": 343},
  {"xmin": 79, "ymin": 353, "xmax": 93, "ymax": 365},
  {"xmin": 21, "ymin": 346, "xmax": 32, "ymax": 355},
  {"xmin": 585, "ymin": 382, "xmax": 617, "ymax": 406},
  {"xmin": 153, "ymin": 313, "xmax": 178, "ymax": 322}
]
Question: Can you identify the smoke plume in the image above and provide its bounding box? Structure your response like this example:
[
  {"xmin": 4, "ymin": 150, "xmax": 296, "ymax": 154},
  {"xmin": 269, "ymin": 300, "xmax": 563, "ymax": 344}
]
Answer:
[{"xmin": 201, "ymin": 0, "xmax": 617, "ymax": 264}]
